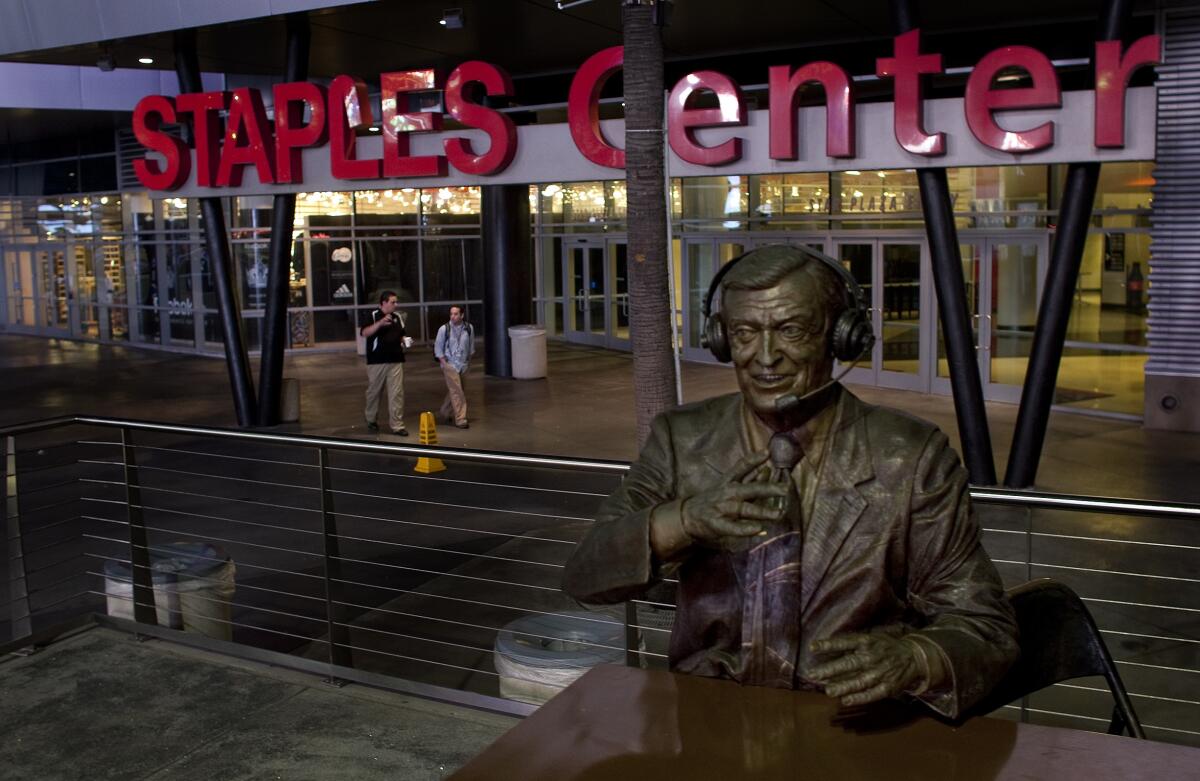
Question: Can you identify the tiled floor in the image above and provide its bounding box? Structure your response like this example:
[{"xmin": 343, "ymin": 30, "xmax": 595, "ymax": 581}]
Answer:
[{"xmin": 1, "ymin": 333, "xmax": 1197, "ymax": 501}]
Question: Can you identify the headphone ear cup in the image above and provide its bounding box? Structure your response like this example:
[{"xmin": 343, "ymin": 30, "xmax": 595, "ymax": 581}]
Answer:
[
  {"xmin": 704, "ymin": 315, "xmax": 732, "ymax": 363},
  {"xmin": 831, "ymin": 309, "xmax": 872, "ymax": 362}
]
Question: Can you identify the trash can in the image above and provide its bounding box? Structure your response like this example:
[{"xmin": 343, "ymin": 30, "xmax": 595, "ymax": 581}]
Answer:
[
  {"xmin": 493, "ymin": 610, "xmax": 624, "ymax": 705},
  {"xmin": 508, "ymin": 325, "xmax": 547, "ymax": 379},
  {"xmin": 103, "ymin": 542, "xmax": 237, "ymax": 641}
]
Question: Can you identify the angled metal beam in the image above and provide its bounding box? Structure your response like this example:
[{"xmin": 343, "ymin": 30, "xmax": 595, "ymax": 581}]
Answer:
[
  {"xmin": 258, "ymin": 14, "xmax": 311, "ymax": 426},
  {"xmin": 891, "ymin": 0, "xmax": 997, "ymax": 485},
  {"xmin": 174, "ymin": 29, "xmax": 258, "ymax": 428},
  {"xmin": 1005, "ymin": 0, "xmax": 1132, "ymax": 488}
]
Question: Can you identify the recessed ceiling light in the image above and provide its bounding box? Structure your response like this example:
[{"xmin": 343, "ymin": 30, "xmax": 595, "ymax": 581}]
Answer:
[{"xmin": 138, "ymin": 57, "xmax": 154, "ymax": 65}]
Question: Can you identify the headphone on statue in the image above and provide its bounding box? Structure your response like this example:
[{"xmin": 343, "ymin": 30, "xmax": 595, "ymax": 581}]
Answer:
[{"xmin": 701, "ymin": 244, "xmax": 875, "ymax": 364}]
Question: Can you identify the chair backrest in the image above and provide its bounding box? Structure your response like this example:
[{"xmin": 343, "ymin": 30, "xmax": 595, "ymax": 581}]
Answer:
[{"xmin": 974, "ymin": 578, "xmax": 1146, "ymax": 738}]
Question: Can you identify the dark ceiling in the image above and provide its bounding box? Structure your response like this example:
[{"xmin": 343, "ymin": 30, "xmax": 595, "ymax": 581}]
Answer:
[
  {"xmin": 0, "ymin": 0, "xmax": 1162, "ymax": 81},
  {"xmin": 0, "ymin": 0, "xmax": 1164, "ymax": 156}
]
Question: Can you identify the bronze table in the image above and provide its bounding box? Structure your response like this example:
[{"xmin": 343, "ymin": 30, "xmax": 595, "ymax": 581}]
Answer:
[{"xmin": 451, "ymin": 665, "xmax": 1198, "ymax": 780}]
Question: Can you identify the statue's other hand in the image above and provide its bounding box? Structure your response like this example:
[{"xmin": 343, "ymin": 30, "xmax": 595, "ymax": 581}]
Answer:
[{"xmin": 808, "ymin": 633, "xmax": 923, "ymax": 706}]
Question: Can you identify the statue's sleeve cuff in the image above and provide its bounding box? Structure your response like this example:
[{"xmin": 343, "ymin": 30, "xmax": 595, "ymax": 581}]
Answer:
[
  {"xmin": 649, "ymin": 498, "xmax": 692, "ymax": 563},
  {"xmin": 903, "ymin": 632, "xmax": 955, "ymax": 714}
]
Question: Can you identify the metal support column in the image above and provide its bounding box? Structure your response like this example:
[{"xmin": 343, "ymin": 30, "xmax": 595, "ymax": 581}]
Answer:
[
  {"xmin": 258, "ymin": 14, "xmax": 311, "ymax": 426},
  {"xmin": 4, "ymin": 436, "xmax": 31, "ymax": 640},
  {"xmin": 1005, "ymin": 0, "xmax": 1130, "ymax": 488},
  {"xmin": 317, "ymin": 447, "xmax": 352, "ymax": 673},
  {"xmin": 121, "ymin": 428, "xmax": 158, "ymax": 627},
  {"xmin": 481, "ymin": 184, "xmax": 532, "ymax": 378},
  {"xmin": 891, "ymin": 0, "xmax": 996, "ymax": 485},
  {"xmin": 174, "ymin": 30, "xmax": 258, "ymax": 428}
]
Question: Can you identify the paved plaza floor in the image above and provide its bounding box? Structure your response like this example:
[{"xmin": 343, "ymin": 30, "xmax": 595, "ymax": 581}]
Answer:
[{"xmin": 1, "ymin": 333, "xmax": 1197, "ymax": 501}]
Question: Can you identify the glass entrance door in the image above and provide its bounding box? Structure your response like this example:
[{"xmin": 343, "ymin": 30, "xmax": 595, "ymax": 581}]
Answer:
[
  {"xmin": 36, "ymin": 247, "xmax": 70, "ymax": 335},
  {"xmin": 837, "ymin": 239, "xmax": 929, "ymax": 391},
  {"xmin": 934, "ymin": 236, "xmax": 1046, "ymax": 402},
  {"xmin": 682, "ymin": 239, "xmax": 746, "ymax": 361},
  {"xmin": 3, "ymin": 249, "xmax": 37, "ymax": 329},
  {"xmin": 608, "ymin": 242, "xmax": 630, "ymax": 350},
  {"xmin": 565, "ymin": 239, "xmax": 607, "ymax": 346}
]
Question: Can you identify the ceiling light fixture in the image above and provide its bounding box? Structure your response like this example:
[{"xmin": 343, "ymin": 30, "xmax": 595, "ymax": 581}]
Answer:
[
  {"xmin": 138, "ymin": 57, "xmax": 154, "ymax": 65},
  {"xmin": 440, "ymin": 8, "xmax": 464, "ymax": 28}
]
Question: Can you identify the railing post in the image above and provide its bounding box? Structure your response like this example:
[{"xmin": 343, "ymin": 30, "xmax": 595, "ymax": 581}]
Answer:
[
  {"xmin": 4, "ymin": 435, "xmax": 32, "ymax": 641},
  {"xmin": 121, "ymin": 428, "xmax": 158, "ymax": 627},
  {"xmin": 624, "ymin": 601, "xmax": 639, "ymax": 667},
  {"xmin": 318, "ymin": 447, "xmax": 352, "ymax": 677}
]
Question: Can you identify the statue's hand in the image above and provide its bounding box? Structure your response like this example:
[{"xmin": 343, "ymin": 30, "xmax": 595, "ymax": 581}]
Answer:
[
  {"xmin": 680, "ymin": 450, "xmax": 788, "ymax": 546},
  {"xmin": 808, "ymin": 633, "xmax": 925, "ymax": 706}
]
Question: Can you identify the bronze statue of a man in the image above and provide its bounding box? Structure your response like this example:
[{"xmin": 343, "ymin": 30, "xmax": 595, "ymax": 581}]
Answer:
[{"xmin": 563, "ymin": 244, "xmax": 1017, "ymax": 718}]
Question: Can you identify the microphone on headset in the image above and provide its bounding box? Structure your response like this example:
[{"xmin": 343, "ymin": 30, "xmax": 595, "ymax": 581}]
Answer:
[{"xmin": 773, "ymin": 334, "xmax": 875, "ymax": 416}]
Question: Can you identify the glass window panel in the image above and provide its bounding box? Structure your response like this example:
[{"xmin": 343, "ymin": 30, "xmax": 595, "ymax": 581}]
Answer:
[
  {"xmin": 947, "ymin": 166, "xmax": 1048, "ymax": 227},
  {"xmin": 313, "ymin": 309, "xmax": 358, "ymax": 344},
  {"xmin": 680, "ymin": 175, "xmax": 748, "ymax": 230},
  {"xmin": 421, "ymin": 239, "xmax": 474, "ymax": 304},
  {"xmin": 989, "ymin": 242, "xmax": 1040, "ymax": 387},
  {"xmin": 356, "ymin": 238, "xmax": 420, "ymax": 307},
  {"xmin": 881, "ymin": 244, "xmax": 921, "ymax": 374},
  {"xmin": 1069, "ymin": 232, "xmax": 1148, "ymax": 348}
]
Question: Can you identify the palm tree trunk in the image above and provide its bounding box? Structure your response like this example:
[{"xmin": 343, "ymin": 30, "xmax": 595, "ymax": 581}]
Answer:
[{"xmin": 623, "ymin": 1, "xmax": 677, "ymax": 447}]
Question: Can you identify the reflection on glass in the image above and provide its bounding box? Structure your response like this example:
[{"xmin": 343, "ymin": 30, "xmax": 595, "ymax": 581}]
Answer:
[
  {"xmin": 937, "ymin": 243, "xmax": 981, "ymax": 379},
  {"xmin": 990, "ymin": 242, "xmax": 1039, "ymax": 387},
  {"xmin": 39, "ymin": 250, "xmax": 68, "ymax": 330},
  {"xmin": 881, "ymin": 244, "xmax": 921, "ymax": 374}
]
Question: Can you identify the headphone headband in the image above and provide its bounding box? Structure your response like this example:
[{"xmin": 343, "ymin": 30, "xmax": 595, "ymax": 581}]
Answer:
[{"xmin": 702, "ymin": 244, "xmax": 867, "ymax": 321}]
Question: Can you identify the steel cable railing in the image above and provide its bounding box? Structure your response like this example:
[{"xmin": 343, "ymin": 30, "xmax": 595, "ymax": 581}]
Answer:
[{"xmin": 2, "ymin": 415, "xmax": 1199, "ymax": 739}]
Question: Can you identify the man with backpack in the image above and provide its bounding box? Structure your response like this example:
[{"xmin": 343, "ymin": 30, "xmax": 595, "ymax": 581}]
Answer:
[{"xmin": 434, "ymin": 304, "xmax": 474, "ymax": 429}]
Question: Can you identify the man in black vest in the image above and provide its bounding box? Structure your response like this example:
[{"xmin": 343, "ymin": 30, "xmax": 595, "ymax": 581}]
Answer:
[{"xmin": 360, "ymin": 290, "xmax": 409, "ymax": 436}]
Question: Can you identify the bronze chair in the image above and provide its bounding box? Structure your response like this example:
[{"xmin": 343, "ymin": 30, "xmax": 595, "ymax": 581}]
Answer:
[{"xmin": 975, "ymin": 578, "xmax": 1146, "ymax": 738}]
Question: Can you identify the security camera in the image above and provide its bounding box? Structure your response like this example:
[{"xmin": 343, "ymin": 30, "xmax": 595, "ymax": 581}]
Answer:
[{"xmin": 97, "ymin": 54, "xmax": 115, "ymax": 72}]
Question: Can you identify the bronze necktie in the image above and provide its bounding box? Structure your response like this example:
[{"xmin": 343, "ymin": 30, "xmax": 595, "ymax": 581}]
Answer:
[{"xmin": 739, "ymin": 432, "xmax": 804, "ymax": 688}]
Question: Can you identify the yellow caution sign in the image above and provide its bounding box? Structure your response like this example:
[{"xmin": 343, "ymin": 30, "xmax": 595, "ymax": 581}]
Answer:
[{"xmin": 413, "ymin": 411, "xmax": 446, "ymax": 474}]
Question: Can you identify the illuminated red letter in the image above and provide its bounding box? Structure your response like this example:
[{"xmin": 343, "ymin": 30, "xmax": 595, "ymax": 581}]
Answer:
[
  {"xmin": 274, "ymin": 81, "xmax": 328, "ymax": 184},
  {"xmin": 1095, "ymin": 35, "xmax": 1161, "ymax": 148},
  {"xmin": 216, "ymin": 88, "xmax": 276, "ymax": 186},
  {"xmin": 176, "ymin": 91, "xmax": 229, "ymax": 186},
  {"xmin": 132, "ymin": 95, "xmax": 190, "ymax": 190},
  {"xmin": 382, "ymin": 69, "xmax": 447, "ymax": 177},
  {"xmin": 876, "ymin": 30, "xmax": 945, "ymax": 156},
  {"xmin": 769, "ymin": 62, "xmax": 856, "ymax": 159},
  {"xmin": 567, "ymin": 46, "xmax": 624, "ymax": 169},
  {"xmin": 668, "ymin": 71, "xmax": 745, "ymax": 166},
  {"xmin": 965, "ymin": 46, "xmax": 1061, "ymax": 153},
  {"xmin": 328, "ymin": 75, "xmax": 381, "ymax": 180},
  {"xmin": 443, "ymin": 62, "xmax": 518, "ymax": 175}
]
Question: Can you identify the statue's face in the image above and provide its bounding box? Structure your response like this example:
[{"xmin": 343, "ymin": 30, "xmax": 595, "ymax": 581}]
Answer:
[{"xmin": 724, "ymin": 270, "xmax": 834, "ymax": 419}]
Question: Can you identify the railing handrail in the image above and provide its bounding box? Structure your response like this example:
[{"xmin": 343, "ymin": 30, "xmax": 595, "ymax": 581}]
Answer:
[
  {"xmin": 0, "ymin": 414, "xmax": 632, "ymax": 473},
  {"xmin": 4, "ymin": 414, "xmax": 1200, "ymax": 519}
]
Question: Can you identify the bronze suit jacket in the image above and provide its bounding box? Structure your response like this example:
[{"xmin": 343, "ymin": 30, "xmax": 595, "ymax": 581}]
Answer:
[{"xmin": 562, "ymin": 388, "xmax": 1018, "ymax": 719}]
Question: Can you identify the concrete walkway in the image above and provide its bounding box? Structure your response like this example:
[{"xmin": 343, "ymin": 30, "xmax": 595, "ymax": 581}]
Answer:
[
  {"xmin": 0, "ymin": 626, "xmax": 515, "ymax": 781},
  {"xmin": 1, "ymin": 334, "xmax": 1198, "ymax": 501}
]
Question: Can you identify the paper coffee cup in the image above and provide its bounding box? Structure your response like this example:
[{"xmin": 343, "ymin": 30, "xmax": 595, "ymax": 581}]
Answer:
[{"xmin": 403, "ymin": 336, "xmax": 414, "ymax": 348}]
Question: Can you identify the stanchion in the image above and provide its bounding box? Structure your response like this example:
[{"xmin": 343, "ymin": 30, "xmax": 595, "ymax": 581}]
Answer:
[{"xmin": 414, "ymin": 412, "xmax": 446, "ymax": 474}]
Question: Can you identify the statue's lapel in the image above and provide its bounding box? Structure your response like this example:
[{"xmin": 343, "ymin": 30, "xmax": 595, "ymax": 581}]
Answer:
[
  {"xmin": 800, "ymin": 394, "xmax": 874, "ymax": 614},
  {"xmin": 699, "ymin": 398, "xmax": 752, "ymax": 481}
]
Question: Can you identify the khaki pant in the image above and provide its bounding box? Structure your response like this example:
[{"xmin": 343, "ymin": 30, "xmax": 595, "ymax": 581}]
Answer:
[
  {"xmin": 365, "ymin": 362, "xmax": 405, "ymax": 431},
  {"xmin": 439, "ymin": 363, "xmax": 467, "ymax": 425}
]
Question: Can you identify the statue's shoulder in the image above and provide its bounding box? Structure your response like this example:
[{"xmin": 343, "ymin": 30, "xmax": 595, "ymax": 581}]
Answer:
[
  {"xmin": 654, "ymin": 393, "xmax": 742, "ymax": 435},
  {"xmin": 844, "ymin": 392, "xmax": 947, "ymax": 455}
]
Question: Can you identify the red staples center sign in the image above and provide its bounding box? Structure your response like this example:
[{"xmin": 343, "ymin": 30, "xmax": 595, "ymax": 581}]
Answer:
[{"xmin": 133, "ymin": 30, "xmax": 1161, "ymax": 191}]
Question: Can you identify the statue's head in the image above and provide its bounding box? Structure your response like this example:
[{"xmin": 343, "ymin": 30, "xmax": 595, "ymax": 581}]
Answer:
[{"xmin": 719, "ymin": 245, "xmax": 847, "ymax": 422}]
